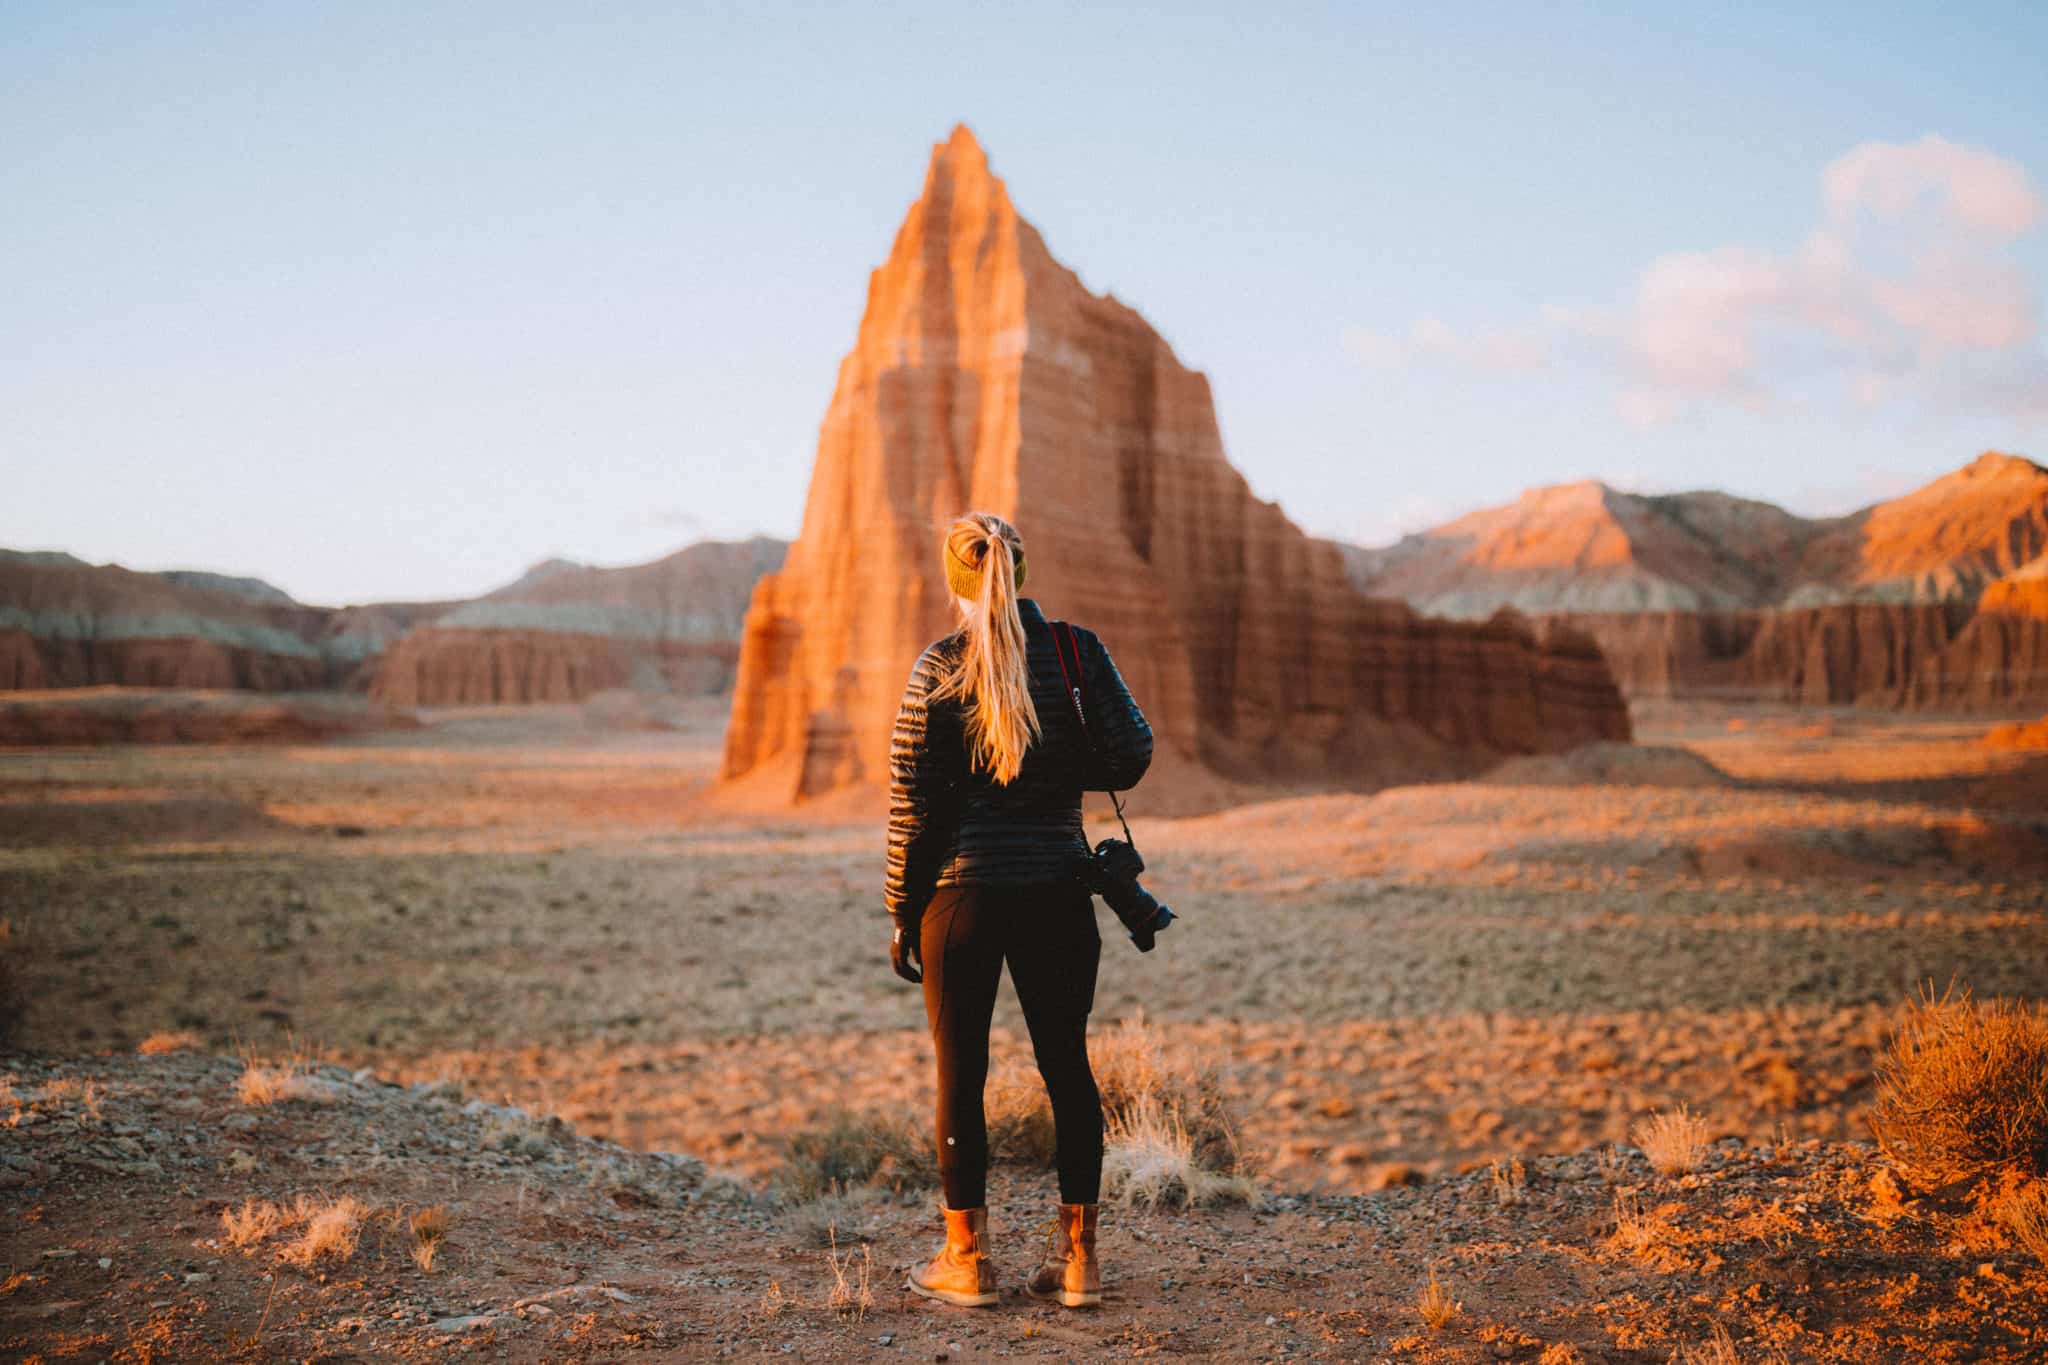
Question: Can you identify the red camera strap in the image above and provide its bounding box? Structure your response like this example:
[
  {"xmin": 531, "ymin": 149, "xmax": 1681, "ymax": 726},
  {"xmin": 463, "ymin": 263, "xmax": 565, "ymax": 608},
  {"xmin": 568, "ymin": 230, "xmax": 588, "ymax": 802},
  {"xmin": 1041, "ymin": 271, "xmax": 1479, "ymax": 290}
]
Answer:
[
  {"xmin": 1049, "ymin": 620, "xmax": 1088, "ymax": 735},
  {"xmin": 1048, "ymin": 619, "xmax": 1134, "ymax": 847}
]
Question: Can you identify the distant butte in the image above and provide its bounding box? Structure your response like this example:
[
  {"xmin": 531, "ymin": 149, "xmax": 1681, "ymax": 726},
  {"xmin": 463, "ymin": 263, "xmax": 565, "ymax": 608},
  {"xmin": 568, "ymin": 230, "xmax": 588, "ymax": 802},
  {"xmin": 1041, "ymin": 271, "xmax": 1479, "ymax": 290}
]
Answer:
[
  {"xmin": 1340, "ymin": 452, "xmax": 2048, "ymax": 710},
  {"xmin": 717, "ymin": 126, "xmax": 1631, "ymax": 807}
]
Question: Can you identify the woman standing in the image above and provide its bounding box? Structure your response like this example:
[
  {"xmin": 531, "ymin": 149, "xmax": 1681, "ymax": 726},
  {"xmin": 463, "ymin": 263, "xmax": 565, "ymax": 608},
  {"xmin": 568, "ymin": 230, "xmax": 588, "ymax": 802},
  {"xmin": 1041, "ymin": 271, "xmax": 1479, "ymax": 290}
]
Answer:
[{"xmin": 885, "ymin": 511, "xmax": 1153, "ymax": 1309}]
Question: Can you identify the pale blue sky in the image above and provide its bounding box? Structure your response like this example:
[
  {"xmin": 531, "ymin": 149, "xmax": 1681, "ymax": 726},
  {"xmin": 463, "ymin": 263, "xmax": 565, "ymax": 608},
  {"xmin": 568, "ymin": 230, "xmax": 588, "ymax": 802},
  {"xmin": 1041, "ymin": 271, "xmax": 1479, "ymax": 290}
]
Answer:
[{"xmin": 4, "ymin": 2, "xmax": 2045, "ymax": 604}]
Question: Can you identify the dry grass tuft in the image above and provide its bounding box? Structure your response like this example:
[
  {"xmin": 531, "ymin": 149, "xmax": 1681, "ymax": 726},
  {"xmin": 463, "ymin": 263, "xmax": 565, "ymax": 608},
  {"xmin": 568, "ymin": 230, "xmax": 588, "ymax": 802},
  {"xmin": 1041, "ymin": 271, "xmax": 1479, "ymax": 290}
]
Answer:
[
  {"xmin": 774, "ymin": 1112, "xmax": 933, "ymax": 1201},
  {"xmin": 221, "ymin": 1198, "xmax": 291, "ymax": 1249},
  {"xmin": 1666, "ymin": 1322, "xmax": 1790, "ymax": 1365},
  {"xmin": 408, "ymin": 1204, "xmax": 449, "ymax": 1273},
  {"xmin": 780, "ymin": 1184, "xmax": 885, "ymax": 1248},
  {"xmin": 1538, "ymin": 1346, "xmax": 1587, "ymax": 1365},
  {"xmin": 1872, "ymin": 983, "xmax": 2048, "ymax": 1187},
  {"xmin": 1633, "ymin": 1106, "xmax": 1711, "ymax": 1176},
  {"xmin": 1091, "ymin": 1017, "xmax": 1251, "ymax": 1180},
  {"xmin": 237, "ymin": 1041, "xmax": 318, "ymax": 1107},
  {"xmin": 1101, "ymin": 1095, "xmax": 1259, "ymax": 1211},
  {"xmin": 825, "ymin": 1228, "xmax": 873, "ymax": 1322},
  {"xmin": 37, "ymin": 1076, "xmax": 106, "ymax": 1126},
  {"xmin": 1995, "ymin": 1179, "xmax": 2048, "ymax": 1266},
  {"xmin": 1416, "ymin": 1270, "xmax": 1459, "ymax": 1330},
  {"xmin": 1491, "ymin": 1156, "xmax": 1528, "ymax": 1206},
  {"xmin": 1607, "ymin": 1190, "xmax": 1669, "ymax": 1258},
  {"xmin": 139, "ymin": 1030, "xmax": 204, "ymax": 1056},
  {"xmin": 278, "ymin": 1195, "xmax": 368, "ymax": 1267},
  {"xmin": 1595, "ymin": 1144, "xmax": 1630, "ymax": 1185}
]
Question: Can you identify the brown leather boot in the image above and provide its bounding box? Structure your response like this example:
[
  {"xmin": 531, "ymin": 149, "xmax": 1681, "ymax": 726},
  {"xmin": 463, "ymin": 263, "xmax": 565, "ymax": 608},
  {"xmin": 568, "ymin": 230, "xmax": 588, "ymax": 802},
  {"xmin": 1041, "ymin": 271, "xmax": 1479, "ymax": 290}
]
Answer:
[
  {"xmin": 1026, "ymin": 1203, "xmax": 1101, "ymax": 1308},
  {"xmin": 907, "ymin": 1206, "xmax": 999, "ymax": 1307}
]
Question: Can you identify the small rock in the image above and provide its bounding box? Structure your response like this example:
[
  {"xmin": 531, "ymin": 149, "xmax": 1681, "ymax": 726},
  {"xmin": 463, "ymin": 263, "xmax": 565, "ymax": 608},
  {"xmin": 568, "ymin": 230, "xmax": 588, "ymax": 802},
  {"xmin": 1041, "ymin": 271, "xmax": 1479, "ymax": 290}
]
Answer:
[
  {"xmin": 877, "ymin": 1333, "xmax": 895, "ymax": 1345},
  {"xmin": 1265, "ymin": 1315, "xmax": 1279, "ymax": 1326},
  {"xmin": 41, "ymin": 1249, "xmax": 77, "ymax": 1260},
  {"xmin": 184, "ymin": 1272, "xmax": 211, "ymax": 1285},
  {"xmin": 432, "ymin": 1313, "xmax": 499, "ymax": 1333},
  {"xmin": 97, "ymin": 1258, "xmax": 112, "ymax": 1270},
  {"xmin": 221, "ymin": 1112, "xmax": 258, "ymax": 1132}
]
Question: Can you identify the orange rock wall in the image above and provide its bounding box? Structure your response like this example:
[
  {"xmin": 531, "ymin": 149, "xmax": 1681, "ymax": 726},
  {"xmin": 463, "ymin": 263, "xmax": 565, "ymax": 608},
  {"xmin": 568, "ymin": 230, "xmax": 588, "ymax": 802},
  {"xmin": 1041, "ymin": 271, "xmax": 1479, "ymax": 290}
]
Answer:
[
  {"xmin": 720, "ymin": 129, "xmax": 1631, "ymax": 804},
  {"xmin": 368, "ymin": 631, "xmax": 741, "ymax": 706},
  {"xmin": 1561, "ymin": 593, "xmax": 2048, "ymax": 711}
]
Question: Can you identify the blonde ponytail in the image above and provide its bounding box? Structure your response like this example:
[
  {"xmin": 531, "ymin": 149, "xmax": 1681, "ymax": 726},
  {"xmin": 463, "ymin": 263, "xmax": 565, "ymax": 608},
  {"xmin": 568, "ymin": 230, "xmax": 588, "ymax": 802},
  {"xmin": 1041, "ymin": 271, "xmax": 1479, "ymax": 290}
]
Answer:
[{"xmin": 931, "ymin": 513, "xmax": 1040, "ymax": 784}]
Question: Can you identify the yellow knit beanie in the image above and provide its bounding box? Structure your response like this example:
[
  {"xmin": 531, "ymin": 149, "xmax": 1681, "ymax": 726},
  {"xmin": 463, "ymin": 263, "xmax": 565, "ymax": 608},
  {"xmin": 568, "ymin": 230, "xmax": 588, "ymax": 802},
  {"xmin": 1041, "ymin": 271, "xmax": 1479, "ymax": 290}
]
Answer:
[{"xmin": 944, "ymin": 535, "xmax": 1026, "ymax": 600}]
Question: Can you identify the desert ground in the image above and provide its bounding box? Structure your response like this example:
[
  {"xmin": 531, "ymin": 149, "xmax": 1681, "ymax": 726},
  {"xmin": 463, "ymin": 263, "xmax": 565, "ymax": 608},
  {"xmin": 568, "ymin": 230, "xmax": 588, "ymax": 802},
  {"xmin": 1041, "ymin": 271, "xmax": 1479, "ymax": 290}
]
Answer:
[{"xmin": 4, "ymin": 694, "xmax": 2047, "ymax": 1361}]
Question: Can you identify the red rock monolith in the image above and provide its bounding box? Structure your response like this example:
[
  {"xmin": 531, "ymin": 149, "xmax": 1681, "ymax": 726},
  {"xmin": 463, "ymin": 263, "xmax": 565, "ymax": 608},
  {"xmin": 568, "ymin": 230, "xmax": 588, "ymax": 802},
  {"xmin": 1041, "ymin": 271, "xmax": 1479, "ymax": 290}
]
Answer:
[{"xmin": 719, "ymin": 128, "xmax": 1631, "ymax": 806}]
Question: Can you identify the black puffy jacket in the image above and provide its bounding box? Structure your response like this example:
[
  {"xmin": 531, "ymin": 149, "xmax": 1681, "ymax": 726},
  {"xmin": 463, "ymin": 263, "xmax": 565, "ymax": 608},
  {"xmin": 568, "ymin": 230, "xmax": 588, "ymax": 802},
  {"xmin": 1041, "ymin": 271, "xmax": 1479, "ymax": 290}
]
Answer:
[{"xmin": 885, "ymin": 598, "xmax": 1153, "ymax": 925}]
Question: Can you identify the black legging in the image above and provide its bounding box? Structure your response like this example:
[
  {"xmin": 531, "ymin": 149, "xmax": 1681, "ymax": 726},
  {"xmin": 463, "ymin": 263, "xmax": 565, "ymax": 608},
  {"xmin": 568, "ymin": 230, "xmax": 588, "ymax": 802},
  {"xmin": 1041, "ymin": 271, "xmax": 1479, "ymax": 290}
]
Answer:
[{"xmin": 919, "ymin": 880, "xmax": 1103, "ymax": 1209}]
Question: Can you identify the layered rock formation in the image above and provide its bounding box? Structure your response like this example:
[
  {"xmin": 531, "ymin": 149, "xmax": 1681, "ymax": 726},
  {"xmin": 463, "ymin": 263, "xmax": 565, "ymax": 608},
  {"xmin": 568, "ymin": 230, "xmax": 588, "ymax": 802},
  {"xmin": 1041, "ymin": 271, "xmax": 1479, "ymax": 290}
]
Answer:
[
  {"xmin": 1, "ymin": 537, "xmax": 785, "ymax": 707},
  {"xmin": 719, "ymin": 127, "xmax": 1630, "ymax": 804},
  {"xmin": 0, "ymin": 551, "xmax": 336, "ymax": 691},
  {"xmin": 368, "ymin": 538, "xmax": 787, "ymax": 705},
  {"xmin": 1343, "ymin": 453, "xmax": 2048, "ymax": 710}
]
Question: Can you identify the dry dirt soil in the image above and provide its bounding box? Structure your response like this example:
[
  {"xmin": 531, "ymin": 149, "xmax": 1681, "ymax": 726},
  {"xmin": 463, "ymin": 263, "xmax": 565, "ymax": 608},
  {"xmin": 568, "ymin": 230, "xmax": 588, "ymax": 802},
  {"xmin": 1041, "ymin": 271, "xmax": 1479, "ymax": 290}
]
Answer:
[{"xmin": 4, "ymin": 695, "xmax": 2048, "ymax": 1361}]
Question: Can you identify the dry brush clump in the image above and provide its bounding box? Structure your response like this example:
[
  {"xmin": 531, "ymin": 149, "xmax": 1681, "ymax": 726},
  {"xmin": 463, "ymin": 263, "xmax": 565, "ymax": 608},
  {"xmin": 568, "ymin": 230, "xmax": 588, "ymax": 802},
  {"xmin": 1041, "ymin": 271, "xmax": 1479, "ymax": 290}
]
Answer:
[
  {"xmin": 220, "ymin": 1194, "xmax": 372, "ymax": 1268},
  {"xmin": 773, "ymin": 1016, "xmax": 1256, "ymax": 1210},
  {"xmin": 138, "ymin": 1030, "xmax": 205, "ymax": 1056},
  {"xmin": 237, "ymin": 1040, "xmax": 321, "ymax": 1107},
  {"xmin": 1633, "ymin": 1106, "xmax": 1712, "ymax": 1176},
  {"xmin": 773, "ymin": 1111, "xmax": 934, "ymax": 1202},
  {"xmin": 1416, "ymin": 1269, "xmax": 1460, "ymax": 1330},
  {"xmin": 1871, "ymin": 984, "xmax": 2048, "ymax": 1189},
  {"xmin": 1101, "ymin": 1094, "xmax": 1259, "ymax": 1210},
  {"xmin": 408, "ymin": 1204, "xmax": 449, "ymax": 1273}
]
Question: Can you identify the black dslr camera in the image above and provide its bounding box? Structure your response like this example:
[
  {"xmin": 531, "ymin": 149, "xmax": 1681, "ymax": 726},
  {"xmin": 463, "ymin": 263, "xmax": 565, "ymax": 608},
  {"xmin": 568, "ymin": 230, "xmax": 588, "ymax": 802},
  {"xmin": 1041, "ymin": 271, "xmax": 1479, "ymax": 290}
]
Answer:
[{"xmin": 1084, "ymin": 837, "xmax": 1176, "ymax": 952}]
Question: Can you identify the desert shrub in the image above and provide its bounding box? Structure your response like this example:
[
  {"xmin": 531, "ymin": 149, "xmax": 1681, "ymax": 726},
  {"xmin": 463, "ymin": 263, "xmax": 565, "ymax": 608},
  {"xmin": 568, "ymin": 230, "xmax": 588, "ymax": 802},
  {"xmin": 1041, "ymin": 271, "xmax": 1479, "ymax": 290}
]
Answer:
[
  {"xmin": 988, "ymin": 1016, "xmax": 1255, "ymax": 1181},
  {"xmin": 1871, "ymin": 985, "xmax": 2048, "ymax": 1187},
  {"xmin": 779, "ymin": 1184, "xmax": 887, "ymax": 1248},
  {"xmin": 1101, "ymin": 1095, "xmax": 1258, "ymax": 1210},
  {"xmin": 1993, "ymin": 1177, "xmax": 2048, "ymax": 1267},
  {"xmin": 773, "ymin": 1112, "xmax": 934, "ymax": 1201},
  {"xmin": 139, "ymin": 1030, "xmax": 204, "ymax": 1055},
  {"xmin": 773, "ymin": 1018, "xmax": 1254, "ymax": 1202},
  {"xmin": 1633, "ymin": 1106, "xmax": 1712, "ymax": 1176},
  {"xmin": 1091, "ymin": 1017, "xmax": 1251, "ymax": 1178}
]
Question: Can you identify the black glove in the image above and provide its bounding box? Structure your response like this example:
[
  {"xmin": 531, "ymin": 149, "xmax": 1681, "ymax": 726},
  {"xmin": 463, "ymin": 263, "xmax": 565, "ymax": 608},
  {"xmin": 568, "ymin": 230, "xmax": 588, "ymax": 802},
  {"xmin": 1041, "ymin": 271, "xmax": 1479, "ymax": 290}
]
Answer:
[{"xmin": 890, "ymin": 919, "xmax": 922, "ymax": 985}]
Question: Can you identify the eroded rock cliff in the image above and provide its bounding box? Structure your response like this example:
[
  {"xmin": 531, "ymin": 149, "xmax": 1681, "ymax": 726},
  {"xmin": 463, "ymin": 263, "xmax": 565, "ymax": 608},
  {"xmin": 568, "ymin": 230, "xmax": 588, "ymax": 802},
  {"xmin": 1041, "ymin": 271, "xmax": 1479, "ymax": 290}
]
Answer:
[
  {"xmin": 1343, "ymin": 453, "xmax": 2048, "ymax": 711},
  {"xmin": 367, "ymin": 538, "xmax": 786, "ymax": 705},
  {"xmin": 719, "ymin": 127, "xmax": 1631, "ymax": 805}
]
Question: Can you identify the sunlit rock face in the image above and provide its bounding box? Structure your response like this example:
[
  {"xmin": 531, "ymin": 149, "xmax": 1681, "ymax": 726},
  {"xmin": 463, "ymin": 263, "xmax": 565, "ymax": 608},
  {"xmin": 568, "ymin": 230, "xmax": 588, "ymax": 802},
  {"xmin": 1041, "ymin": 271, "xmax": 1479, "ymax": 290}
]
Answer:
[
  {"xmin": 1343, "ymin": 453, "xmax": 2048, "ymax": 711},
  {"xmin": 367, "ymin": 538, "xmax": 786, "ymax": 705},
  {"xmin": 719, "ymin": 127, "xmax": 1631, "ymax": 805}
]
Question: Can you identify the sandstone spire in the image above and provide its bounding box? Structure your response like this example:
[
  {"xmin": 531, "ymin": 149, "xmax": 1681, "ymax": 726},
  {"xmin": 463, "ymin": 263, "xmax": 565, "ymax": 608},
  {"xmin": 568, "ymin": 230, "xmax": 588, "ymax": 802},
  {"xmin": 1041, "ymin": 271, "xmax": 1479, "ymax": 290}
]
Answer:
[{"xmin": 719, "ymin": 128, "xmax": 1629, "ymax": 804}]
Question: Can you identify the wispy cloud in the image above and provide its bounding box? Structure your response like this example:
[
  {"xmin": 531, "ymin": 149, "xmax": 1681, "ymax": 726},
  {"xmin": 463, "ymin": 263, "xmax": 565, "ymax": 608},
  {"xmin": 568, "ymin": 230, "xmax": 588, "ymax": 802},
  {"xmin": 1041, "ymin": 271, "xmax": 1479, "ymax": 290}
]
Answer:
[{"xmin": 1347, "ymin": 135, "xmax": 2048, "ymax": 430}]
